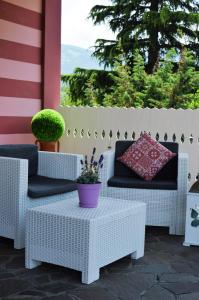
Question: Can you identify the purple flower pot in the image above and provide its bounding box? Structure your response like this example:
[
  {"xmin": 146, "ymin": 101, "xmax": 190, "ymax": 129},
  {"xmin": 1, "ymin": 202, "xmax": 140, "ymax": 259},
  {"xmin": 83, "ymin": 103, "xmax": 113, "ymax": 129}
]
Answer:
[{"xmin": 77, "ymin": 183, "xmax": 101, "ymax": 208}]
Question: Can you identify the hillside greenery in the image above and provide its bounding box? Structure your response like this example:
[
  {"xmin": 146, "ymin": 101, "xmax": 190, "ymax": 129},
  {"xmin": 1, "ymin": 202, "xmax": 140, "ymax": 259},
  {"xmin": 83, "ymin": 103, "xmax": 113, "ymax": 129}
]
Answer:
[{"xmin": 61, "ymin": 48, "xmax": 199, "ymax": 109}]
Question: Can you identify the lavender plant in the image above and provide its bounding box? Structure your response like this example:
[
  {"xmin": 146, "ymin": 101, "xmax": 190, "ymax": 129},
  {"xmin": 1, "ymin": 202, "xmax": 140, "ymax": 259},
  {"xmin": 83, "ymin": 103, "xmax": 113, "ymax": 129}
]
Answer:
[{"xmin": 77, "ymin": 148, "xmax": 104, "ymax": 184}]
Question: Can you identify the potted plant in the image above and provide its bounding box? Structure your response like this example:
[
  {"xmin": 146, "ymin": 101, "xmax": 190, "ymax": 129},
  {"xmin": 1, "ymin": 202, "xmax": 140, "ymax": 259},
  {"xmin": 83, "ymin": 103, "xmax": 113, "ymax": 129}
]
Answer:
[
  {"xmin": 31, "ymin": 109, "xmax": 65, "ymax": 152},
  {"xmin": 77, "ymin": 148, "xmax": 104, "ymax": 208}
]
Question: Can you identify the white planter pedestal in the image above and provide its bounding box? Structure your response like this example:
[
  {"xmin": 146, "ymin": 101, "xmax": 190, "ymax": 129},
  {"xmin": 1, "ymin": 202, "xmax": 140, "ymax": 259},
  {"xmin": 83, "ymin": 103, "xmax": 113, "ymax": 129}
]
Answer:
[{"xmin": 183, "ymin": 192, "xmax": 199, "ymax": 247}]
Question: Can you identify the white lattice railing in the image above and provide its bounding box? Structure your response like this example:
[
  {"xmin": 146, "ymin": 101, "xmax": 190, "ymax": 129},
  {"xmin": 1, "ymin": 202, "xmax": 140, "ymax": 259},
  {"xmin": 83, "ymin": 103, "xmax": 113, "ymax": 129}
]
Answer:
[{"xmin": 58, "ymin": 106, "xmax": 199, "ymax": 186}]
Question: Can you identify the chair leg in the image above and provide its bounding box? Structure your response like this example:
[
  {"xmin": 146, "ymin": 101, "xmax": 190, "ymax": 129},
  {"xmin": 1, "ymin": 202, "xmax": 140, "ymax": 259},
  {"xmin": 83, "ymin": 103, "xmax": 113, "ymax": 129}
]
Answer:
[
  {"xmin": 14, "ymin": 236, "xmax": 25, "ymax": 249},
  {"xmin": 174, "ymin": 227, "xmax": 185, "ymax": 236},
  {"xmin": 169, "ymin": 224, "xmax": 175, "ymax": 235},
  {"xmin": 14, "ymin": 212, "xmax": 26, "ymax": 249},
  {"xmin": 169, "ymin": 224, "xmax": 184, "ymax": 236},
  {"xmin": 14, "ymin": 223, "xmax": 25, "ymax": 249}
]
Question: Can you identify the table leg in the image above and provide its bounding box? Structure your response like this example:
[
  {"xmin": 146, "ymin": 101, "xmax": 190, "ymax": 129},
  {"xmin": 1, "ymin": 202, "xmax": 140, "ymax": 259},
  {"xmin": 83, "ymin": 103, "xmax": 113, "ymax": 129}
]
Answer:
[
  {"xmin": 82, "ymin": 268, "xmax": 99, "ymax": 284},
  {"xmin": 183, "ymin": 242, "xmax": 190, "ymax": 247},
  {"xmin": 26, "ymin": 258, "xmax": 41, "ymax": 269},
  {"xmin": 131, "ymin": 248, "xmax": 144, "ymax": 260}
]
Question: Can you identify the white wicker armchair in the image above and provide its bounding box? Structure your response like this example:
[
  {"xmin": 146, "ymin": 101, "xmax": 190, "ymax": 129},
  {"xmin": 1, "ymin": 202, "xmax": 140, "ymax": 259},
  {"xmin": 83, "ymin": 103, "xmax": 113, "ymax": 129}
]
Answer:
[
  {"xmin": 100, "ymin": 150, "xmax": 188, "ymax": 235},
  {"xmin": 0, "ymin": 151, "xmax": 83, "ymax": 249}
]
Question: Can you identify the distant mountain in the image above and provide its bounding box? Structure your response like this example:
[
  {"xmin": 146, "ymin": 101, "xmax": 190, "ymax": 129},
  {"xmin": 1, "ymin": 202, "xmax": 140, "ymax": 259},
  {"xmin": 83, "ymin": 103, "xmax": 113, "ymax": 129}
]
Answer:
[{"xmin": 61, "ymin": 44, "xmax": 104, "ymax": 74}]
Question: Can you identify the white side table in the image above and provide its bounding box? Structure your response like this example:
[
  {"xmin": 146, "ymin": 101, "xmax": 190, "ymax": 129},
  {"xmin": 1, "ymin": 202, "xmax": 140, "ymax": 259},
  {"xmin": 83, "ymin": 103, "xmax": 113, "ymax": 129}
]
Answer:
[{"xmin": 183, "ymin": 192, "xmax": 199, "ymax": 247}]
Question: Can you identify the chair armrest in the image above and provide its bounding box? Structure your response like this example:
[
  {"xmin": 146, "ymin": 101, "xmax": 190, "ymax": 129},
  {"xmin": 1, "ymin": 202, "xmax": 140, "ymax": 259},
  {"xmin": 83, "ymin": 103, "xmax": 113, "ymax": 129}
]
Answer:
[
  {"xmin": 174, "ymin": 153, "xmax": 189, "ymax": 234},
  {"xmin": 38, "ymin": 151, "xmax": 84, "ymax": 180},
  {"xmin": 100, "ymin": 150, "xmax": 115, "ymax": 188},
  {"xmin": 177, "ymin": 153, "xmax": 189, "ymax": 191},
  {"xmin": 0, "ymin": 156, "xmax": 28, "ymax": 195},
  {"xmin": 0, "ymin": 156, "xmax": 28, "ymax": 224}
]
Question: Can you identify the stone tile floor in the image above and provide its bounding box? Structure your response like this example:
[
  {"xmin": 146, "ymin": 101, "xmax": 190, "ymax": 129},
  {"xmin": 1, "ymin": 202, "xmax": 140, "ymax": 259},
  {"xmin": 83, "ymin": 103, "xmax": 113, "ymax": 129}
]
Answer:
[{"xmin": 0, "ymin": 227, "xmax": 199, "ymax": 300}]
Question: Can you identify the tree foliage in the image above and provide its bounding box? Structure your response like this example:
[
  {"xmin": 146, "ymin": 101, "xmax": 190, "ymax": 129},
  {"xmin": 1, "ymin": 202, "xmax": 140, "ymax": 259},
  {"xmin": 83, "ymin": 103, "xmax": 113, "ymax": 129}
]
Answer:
[
  {"xmin": 103, "ymin": 50, "xmax": 145, "ymax": 107},
  {"xmin": 61, "ymin": 68, "xmax": 114, "ymax": 106},
  {"xmin": 89, "ymin": 0, "xmax": 199, "ymax": 73},
  {"xmin": 61, "ymin": 48, "xmax": 199, "ymax": 109}
]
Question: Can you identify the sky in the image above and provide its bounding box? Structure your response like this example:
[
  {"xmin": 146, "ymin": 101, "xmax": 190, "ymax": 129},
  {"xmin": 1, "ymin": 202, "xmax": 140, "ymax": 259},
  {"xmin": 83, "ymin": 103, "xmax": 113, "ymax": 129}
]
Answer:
[{"xmin": 61, "ymin": 0, "xmax": 116, "ymax": 49}]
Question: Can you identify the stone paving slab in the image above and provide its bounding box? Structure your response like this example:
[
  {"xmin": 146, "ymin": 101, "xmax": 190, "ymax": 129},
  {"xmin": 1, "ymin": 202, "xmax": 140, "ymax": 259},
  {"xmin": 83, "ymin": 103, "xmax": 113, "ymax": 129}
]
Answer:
[
  {"xmin": 141, "ymin": 285, "xmax": 175, "ymax": 300},
  {"xmin": 178, "ymin": 292, "xmax": 199, "ymax": 300},
  {"xmin": 0, "ymin": 227, "xmax": 199, "ymax": 300},
  {"xmin": 160, "ymin": 273, "xmax": 199, "ymax": 283},
  {"xmin": 161, "ymin": 282, "xmax": 199, "ymax": 295}
]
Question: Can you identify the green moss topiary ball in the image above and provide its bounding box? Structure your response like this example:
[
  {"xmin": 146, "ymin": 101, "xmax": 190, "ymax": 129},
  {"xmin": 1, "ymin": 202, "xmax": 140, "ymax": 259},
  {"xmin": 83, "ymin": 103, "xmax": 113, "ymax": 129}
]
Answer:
[{"xmin": 31, "ymin": 109, "xmax": 65, "ymax": 142}]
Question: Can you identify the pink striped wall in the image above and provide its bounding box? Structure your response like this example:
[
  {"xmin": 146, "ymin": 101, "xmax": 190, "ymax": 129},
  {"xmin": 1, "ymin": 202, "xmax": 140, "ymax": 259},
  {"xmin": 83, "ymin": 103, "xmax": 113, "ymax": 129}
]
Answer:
[
  {"xmin": 0, "ymin": 97, "xmax": 41, "ymax": 116},
  {"xmin": 0, "ymin": 19, "xmax": 42, "ymax": 47},
  {"xmin": 0, "ymin": 0, "xmax": 61, "ymax": 144},
  {"xmin": 2, "ymin": 0, "xmax": 42, "ymax": 13},
  {"xmin": 0, "ymin": 58, "xmax": 41, "ymax": 82}
]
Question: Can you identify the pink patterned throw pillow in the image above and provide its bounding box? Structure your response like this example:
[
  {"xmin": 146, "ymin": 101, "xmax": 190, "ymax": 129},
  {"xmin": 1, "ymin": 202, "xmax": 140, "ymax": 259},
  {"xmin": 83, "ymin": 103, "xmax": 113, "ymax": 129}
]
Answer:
[{"xmin": 117, "ymin": 133, "xmax": 176, "ymax": 181}]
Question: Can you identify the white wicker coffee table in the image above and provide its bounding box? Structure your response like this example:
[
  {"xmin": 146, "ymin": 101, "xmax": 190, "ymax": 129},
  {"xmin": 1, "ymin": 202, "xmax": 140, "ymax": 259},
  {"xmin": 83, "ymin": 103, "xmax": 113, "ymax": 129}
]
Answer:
[{"xmin": 25, "ymin": 196, "xmax": 146, "ymax": 284}]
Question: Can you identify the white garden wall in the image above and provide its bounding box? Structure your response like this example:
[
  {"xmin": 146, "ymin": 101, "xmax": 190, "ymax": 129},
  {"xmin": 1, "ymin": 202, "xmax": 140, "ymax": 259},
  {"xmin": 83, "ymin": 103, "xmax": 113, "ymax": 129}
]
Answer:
[{"xmin": 58, "ymin": 106, "xmax": 199, "ymax": 186}]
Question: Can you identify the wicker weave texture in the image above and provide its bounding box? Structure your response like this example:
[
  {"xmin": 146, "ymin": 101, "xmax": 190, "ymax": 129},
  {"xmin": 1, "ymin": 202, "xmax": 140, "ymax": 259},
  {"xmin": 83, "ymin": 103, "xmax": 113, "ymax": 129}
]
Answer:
[
  {"xmin": 0, "ymin": 151, "xmax": 83, "ymax": 249},
  {"xmin": 25, "ymin": 197, "xmax": 146, "ymax": 284},
  {"xmin": 100, "ymin": 151, "xmax": 188, "ymax": 235}
]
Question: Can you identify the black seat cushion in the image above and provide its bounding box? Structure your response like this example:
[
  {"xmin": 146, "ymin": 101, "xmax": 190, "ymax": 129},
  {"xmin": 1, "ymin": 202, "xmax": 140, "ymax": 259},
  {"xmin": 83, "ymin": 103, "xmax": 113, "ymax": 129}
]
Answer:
[
  {"xmin": 0, "ymin": 144, "xmax": 38, "ymax": 177},
  {"xmin": 108, "ymin": 176, "xmax": 177, "ymax": 190},
  {"xmin": 28, "ymin": 175, "xmax": 77, "ymax": 198},
  {"xmin": 114, "ymin": 140, "xmax": 178, "ymax": 181}
]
